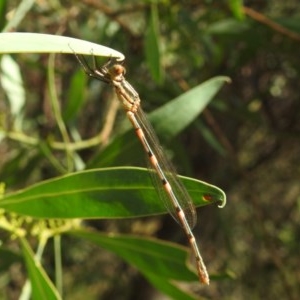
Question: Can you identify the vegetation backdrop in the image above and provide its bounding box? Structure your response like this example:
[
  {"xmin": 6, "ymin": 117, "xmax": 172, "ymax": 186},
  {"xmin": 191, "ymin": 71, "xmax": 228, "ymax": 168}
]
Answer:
[{"xmin": 0, "ymin": 1, "xmax": 299, "ymax": 299}]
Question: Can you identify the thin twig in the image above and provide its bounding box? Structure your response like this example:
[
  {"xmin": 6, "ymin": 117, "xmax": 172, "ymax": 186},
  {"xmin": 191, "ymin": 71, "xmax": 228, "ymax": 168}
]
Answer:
[{"xmin": 244, "ymin": 6, "xmax": 300, "ymax": 42}]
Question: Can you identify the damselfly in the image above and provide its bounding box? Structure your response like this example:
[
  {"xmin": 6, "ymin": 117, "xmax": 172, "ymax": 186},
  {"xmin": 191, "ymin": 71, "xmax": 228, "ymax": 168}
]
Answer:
[{"xmin": 75, "ymin": 54, "xmax": 210, "ymax": 284}]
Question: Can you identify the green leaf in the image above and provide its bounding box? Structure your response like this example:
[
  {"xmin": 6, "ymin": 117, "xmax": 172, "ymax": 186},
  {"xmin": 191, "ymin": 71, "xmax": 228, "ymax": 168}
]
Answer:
[
  {"xmin": 0, "ymin": 55, "xmax": 25, "ymax": 120},
  {"xmin": 228, "ymin": 0, "xmax": 245, "ymax": 20},
  {"xmin": 89, "ymin": 128, "xmax": 143, "ymax": 167},
  {"xmin": 0, "ymin": 0, "xmax": 7, "ymax": 31},
  {"xmin": 63, "ymin": 69, "xmax": 87, "ymax": 122},
  {"xmin": 2, "ymin": 0, "xmax": 34, "ymax": 32},
  {"xmin": 71, "ymin": 230, "xmax": 200, "ymax": 299},
  {"xmin": 206, "ymin": 19, "xmax": 249, "ymax": 35},
  {"xmin": 0, "ymin": 32, "xmax": 124, "ymax": 60},
  {"xmin": 0, "ymin": 167, "xmax": 226, "ymax": 219},
  {"xmin": 150, "ymin": 76, "xmax": 230, "ymax": 140},
  {"xmin": 20, "ymin": 237, "xmax": 61, "ymax": 300},
  {"xmin": 145, "ymin": 3, "xmax": 163, "ymax": 83}
]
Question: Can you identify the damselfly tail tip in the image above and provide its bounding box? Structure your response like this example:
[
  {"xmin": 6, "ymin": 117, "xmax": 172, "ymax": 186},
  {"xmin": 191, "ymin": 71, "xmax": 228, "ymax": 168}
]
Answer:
[
  {"xmin": 197, "ymin": 261, "xmax": 210, "ymax": 285},
  {"xmin": 201, "ymin": 276, "xmax": 210, "ymax": 285},
  {"xmin": 199, "ymin": 272, "xmax": 210, "ymax": 285}
]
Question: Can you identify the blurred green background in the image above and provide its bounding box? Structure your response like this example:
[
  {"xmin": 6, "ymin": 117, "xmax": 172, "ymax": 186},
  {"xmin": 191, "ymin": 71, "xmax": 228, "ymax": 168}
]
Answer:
[{"xmin": 0, "ymin": 0, "xmax": 300, "ymax": 299}]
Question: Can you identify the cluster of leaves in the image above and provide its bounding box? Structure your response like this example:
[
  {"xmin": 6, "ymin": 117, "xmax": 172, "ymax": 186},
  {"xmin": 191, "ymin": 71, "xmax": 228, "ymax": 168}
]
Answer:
[
  {"xmin": 1, "ymin": 0, "xmax": 300, "ymax": 299},
  {"xmin": 0, "ymin": 2, "xmax": 227, "ymax": 300}
]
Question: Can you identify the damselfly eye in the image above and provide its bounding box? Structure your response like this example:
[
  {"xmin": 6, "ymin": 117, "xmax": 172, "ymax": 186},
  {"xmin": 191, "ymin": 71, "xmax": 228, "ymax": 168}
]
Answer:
[{"xmin": 112, "ymin": 64, "xmax": 126, "ymax": 76}]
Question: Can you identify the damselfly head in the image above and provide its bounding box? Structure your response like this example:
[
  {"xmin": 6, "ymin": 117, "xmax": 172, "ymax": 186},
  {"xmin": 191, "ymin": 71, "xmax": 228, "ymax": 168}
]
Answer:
[{"xmin": 109, "ymin": 64, "xmax": 126, "ymax": 81}]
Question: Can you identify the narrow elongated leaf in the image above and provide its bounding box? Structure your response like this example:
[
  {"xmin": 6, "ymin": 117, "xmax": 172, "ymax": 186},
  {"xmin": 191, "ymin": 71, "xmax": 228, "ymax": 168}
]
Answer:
[
  {"xmin": 0, "ymin": 55, "xmax": 25, "ymax": 118},
  {"xmin": 206, "ymin": 19, "xmax": 249, "ymax": 35},
  {"xmin": 228, "ymin": 0, "xmax": 244, "ymax": 20},
  {"xmin": 0, "ymin": 0, "xmax": 7, "ymax": 30},
  {"xmin": 88, "ymin": 128, "xmax": 142, "ymax": 168},
  {"xmin": 2, "ymin": 0, "xmax": 34, "ymax": 32},
  {"xmin": 0, "ymin": 167, "xmax": 226, "ymax": 219},
  {"xmin": 20, "ymin": 238, "xmax": 61, "ymax": 300},
  {"xmin": 71, "ymin": 230, "xmax": 200, "ymax": 299},
  {"xmin": 73, "ymin": 231, "xmax": 195, "ymax": 280},
  {"xmin": 0, "ymin": 33, "xmax": 124, "ymax": 60},
  {"xmin": 63, "ymin": 69, "xmax": 87, "ymax": 122},
  {"xmin": 145, "ymin": 3, "xmax": 163, "ymax": 83},
  {"xmin": 150, "ymin": 76, "xmax": 230, "ymax": 140}
]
